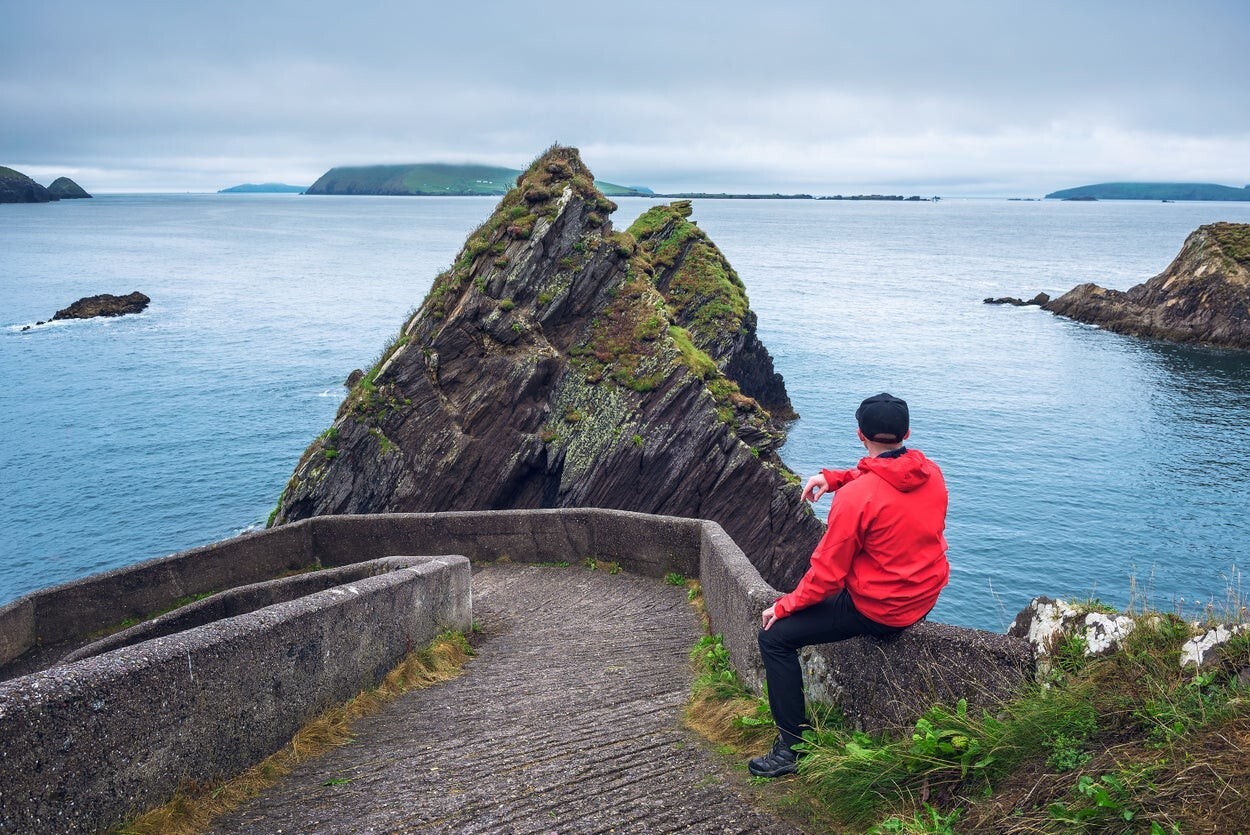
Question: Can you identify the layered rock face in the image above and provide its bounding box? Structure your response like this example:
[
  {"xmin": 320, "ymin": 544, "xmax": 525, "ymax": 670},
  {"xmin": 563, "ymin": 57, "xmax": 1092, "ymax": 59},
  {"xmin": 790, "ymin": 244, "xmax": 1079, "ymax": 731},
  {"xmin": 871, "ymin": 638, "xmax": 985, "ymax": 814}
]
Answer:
[
  {"xmin": 47, "ymin": 176, "xmax": 92, "ymax": 199},
  {"xmin": 1044, "ymin": 223, "xmax": 1250, "ymax": 350},
  {"xmin": 273, "ymin": 146, "xmax": 823, "ymax": 589}
]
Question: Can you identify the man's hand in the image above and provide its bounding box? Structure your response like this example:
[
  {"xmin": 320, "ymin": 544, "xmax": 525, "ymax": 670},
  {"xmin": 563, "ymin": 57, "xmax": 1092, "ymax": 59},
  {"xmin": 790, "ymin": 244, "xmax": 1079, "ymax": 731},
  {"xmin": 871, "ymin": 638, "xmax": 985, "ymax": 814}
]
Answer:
[
  {"xmin": 761, "ymin": 604, "xmax": 778, "ymax": 630},
  {"xmin": 802, "ymin": 472, "xmax": 829, "ymax": 502}
]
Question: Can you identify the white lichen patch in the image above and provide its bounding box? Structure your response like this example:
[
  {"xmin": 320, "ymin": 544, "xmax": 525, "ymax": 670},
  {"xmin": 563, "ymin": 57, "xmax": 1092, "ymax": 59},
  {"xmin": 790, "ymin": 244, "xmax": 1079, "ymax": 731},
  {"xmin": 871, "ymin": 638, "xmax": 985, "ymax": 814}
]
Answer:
[
  {"xmin": 1082, "ymin": 611, "xmax": 1136, "ymax": 655},
  {"xmin": 1181, "ymin": 622, "xmax": 1250, "ymax": 668}
]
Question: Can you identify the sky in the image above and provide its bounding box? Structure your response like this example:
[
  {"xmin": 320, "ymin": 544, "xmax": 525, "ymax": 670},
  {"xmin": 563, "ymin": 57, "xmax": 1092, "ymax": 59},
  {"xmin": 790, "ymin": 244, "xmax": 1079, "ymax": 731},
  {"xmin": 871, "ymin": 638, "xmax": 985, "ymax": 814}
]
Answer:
[{"xmin": 3, "ymin": 0, "xmax": 1249, "ymax": 196}]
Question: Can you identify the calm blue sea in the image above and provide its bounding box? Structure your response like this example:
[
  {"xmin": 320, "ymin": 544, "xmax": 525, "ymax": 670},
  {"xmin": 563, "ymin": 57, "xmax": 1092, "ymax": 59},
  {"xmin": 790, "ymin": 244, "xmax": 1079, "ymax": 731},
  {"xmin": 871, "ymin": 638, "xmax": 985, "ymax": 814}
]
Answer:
[{"xmin": 4, "ymin": 194, "xmax": 1250, "ymax": 631}]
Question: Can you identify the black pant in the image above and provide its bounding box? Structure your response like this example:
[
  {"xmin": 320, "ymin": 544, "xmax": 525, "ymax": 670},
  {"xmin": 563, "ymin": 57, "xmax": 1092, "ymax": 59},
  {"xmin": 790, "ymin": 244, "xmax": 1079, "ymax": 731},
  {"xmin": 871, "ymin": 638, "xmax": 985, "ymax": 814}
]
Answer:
[{"xmin": 758, "ymin": 589, "xmax": 905, "ymax": 748}]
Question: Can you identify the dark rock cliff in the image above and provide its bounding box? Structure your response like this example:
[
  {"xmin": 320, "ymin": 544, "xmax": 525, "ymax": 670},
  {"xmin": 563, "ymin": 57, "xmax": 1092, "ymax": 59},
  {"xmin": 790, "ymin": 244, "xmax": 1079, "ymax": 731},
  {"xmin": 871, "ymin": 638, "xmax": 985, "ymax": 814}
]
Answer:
[
  {"xmin": 0, "ymin": 166, "xmax": 52, "ymax": 203},
  {"xmin": 1044, "ymin": 223, "xmax": 1250, "ymax": 350},
  {"xmin": 47, "ymin": 176, "xmax": 92, "ymax": 199},
  {"xmin": 273, "ymin": 146, "xmax": 823, "ymax": 590}
]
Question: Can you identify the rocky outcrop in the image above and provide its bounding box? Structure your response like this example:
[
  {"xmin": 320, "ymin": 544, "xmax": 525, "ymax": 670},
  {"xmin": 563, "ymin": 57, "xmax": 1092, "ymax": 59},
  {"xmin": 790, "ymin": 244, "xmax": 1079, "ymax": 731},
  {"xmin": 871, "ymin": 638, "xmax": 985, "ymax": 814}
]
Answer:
[
  {"xmin": 0, "ymin": 166, "xmax": 52, "ymax": 203},
  {"xmin": 1010, "ymin": 596, "xmax": 1250, "ymax": 677},
  {"xmin": 273, "ymin": 146, "xmax": 823, "ymax": 589},
  {"xmin": 983, "ymin": 292, "xmax": 1050, "ymax": 307},
  {"xmin": 47, "ymin": 177, "xmax": 92, "ymax": 199},
  {"xmin": 51, "ymin": 292, "xmax": 150, "ymax": 320},
  {"xmin": 1043, "ymin": 223, "xmax": 1250, "ymax": 350}
]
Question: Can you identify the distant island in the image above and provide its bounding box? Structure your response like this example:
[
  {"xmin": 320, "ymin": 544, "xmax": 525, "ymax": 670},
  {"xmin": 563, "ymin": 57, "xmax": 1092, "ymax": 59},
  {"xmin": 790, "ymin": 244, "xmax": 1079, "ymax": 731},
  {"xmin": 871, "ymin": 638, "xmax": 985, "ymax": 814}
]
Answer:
[
  {"xmin": 218, "ymin": 183, "xmax": 306, "ymax": 194},
  {"xmin": 305, "ymin": 163, "xmax": 648, "ymax": 197},
  {"xmin": 1046, "ymin": 182, "xmax": 1250, "ymax": 201}
]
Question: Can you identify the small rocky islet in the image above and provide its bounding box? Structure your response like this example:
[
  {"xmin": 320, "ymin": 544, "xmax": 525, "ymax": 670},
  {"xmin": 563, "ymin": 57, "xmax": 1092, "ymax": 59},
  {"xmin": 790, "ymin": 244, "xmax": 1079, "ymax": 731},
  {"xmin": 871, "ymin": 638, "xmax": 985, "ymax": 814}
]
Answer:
[
  {"xmin": 21, "ymin": 291, "xmax": 150, "ymax": 330},
  {"xmin": 0, "ymin": 166, "xmax": 92, "ymax": 203}
]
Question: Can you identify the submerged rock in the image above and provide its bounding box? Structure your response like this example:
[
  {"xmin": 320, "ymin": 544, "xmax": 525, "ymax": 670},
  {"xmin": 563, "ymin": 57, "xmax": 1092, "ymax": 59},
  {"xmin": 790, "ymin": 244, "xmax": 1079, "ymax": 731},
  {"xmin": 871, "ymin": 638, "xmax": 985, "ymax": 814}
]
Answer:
[
  {"xmin": 51, "ymin": 291, "xmax": 150, "ymax": 320},
  {"xmin": 47, "ymin": 177, "xmax": 92, "ymax": 199},
  {"xmin": 272, "ymin": 145, "xmax": 823, "ymax": 589},
  {"xmin": 983, "ymin": 292, "xmax": 1050, "ymax": 307},
  {"xmin": 1043, "ymin": 223, "xmax": 1250, "ymax": 350}
]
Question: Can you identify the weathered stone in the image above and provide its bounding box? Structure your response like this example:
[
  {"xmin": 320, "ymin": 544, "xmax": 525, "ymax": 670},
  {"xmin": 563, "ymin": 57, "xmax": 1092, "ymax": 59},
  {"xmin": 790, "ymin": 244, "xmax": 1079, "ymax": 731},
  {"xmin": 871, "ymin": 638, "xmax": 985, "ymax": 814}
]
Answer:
[
  {"xmin": 1008, "ymin": 595, "xmax": 1137, "ymax": 665},
  {"xmin": 51, "ymin": 291, "xmax": 150, "ymax": 321},
  {"xmin": 983, "ymin": 292, "xmax": 1050, "ymax": 306},
  {"xmin": 1044, "ymin": 223, "xmax": 1250, "ymax": 350},
  {"xmin": 271, "ymin": 146, "xmax": 823, "ymax": 591},
  {"xmin": 801, "ymin": 621, "xmax": 1034, "ymax": 733}
]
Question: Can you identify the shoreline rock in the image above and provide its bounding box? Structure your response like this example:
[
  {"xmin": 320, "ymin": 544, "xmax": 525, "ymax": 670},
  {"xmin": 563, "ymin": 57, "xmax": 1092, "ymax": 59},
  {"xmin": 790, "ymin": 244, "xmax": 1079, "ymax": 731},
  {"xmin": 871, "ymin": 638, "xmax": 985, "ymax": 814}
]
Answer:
[
  {"xmin": 983, "ymin": 292, "xmax": 1050, "ymax": 307},
  {"xmin": 1042, "ymin": 223, "xmax": 1250, "ymax": 350}
]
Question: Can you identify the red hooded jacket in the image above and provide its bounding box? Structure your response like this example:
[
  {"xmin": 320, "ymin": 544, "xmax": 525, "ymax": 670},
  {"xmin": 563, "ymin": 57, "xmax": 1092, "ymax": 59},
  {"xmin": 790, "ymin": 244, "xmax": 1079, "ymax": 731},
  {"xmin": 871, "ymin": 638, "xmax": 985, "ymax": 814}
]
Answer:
[{"xmin": 772, "ymin": 448, "xmax": 949, "ymax": 627}]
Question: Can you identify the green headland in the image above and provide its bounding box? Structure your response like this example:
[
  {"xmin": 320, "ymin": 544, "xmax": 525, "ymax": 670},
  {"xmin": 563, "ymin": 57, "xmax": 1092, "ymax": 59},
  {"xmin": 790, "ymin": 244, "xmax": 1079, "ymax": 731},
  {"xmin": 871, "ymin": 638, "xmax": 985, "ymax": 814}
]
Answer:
[
  {"xmin": 305, "ymin": 162, "xmax": 648, "ymax": 196},
  {"xmin": 1046, "ymin": 182, "xmax": 1250, "ymax": 201}
]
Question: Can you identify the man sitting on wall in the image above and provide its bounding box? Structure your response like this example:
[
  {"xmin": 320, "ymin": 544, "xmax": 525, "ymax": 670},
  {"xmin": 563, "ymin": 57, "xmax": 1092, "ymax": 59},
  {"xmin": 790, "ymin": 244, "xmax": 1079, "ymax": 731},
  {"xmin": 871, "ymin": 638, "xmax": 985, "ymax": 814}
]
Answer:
[{"xmin": 749, "ymin": 392, "xmax": 950, "ymax": 778}]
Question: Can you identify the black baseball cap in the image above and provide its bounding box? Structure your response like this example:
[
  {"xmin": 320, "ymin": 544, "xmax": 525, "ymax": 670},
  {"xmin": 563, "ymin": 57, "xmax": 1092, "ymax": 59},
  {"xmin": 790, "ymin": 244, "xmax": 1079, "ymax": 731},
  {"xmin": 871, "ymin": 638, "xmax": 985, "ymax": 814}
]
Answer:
[{"xmin": 856, "ymin": 393, "xmax": 909, "ymax": 443}]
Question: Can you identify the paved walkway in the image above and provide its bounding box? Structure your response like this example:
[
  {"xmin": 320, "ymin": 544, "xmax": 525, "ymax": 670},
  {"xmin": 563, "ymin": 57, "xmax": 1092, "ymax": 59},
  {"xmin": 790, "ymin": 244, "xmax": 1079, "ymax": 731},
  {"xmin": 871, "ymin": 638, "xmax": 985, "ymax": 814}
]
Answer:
[{"xmin": 208, "ymin": 564, "xmax": 790, "ymax": 834}]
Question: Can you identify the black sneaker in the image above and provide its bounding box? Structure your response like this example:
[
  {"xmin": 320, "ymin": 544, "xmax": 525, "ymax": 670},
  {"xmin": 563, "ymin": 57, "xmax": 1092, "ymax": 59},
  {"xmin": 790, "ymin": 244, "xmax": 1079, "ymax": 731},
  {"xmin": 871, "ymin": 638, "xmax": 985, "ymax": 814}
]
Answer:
[{"xmin": 747, "ymin": 736, "xmax": 798, "ymax": 778}]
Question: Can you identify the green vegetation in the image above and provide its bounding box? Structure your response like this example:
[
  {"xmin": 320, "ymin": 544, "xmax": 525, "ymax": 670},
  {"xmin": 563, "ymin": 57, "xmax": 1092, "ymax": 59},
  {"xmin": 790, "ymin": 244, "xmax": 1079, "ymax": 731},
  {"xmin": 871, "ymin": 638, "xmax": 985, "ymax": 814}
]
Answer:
[
  {"xmin": 304, "ymin": 161, "xmax": 647, "ymax": 196},
  {"xmin": 1046, "ymin": 182, "xmax": 1250, "ymax": 201},
  {"xmin": 570, "ymin": 274, "xmax": 669, "ymax": 392},
  {"xmin": 664, "ymin": 572, "xmax": 687, "ymax": 586},
  {"xmin": 628, "ymin": 201, "xmax": 750, "ymax": 347},
  {"xmin": 580, "ymin": 556, "xmax": 622, "ymax": 574},
  {"xmin": 684, "ymin": 604, "xmax": 1250, "ymax": 832},
  {"xmin": 1208, "ymin": 222, "xmax": 1250, "ymax": 267}
]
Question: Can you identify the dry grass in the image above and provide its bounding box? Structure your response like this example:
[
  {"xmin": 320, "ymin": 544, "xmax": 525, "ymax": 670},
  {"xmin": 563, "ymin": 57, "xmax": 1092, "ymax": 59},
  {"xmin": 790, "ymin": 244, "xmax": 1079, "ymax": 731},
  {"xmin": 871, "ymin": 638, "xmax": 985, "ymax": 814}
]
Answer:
[{"xmin": 112, "ymin": 633, "xmax": 472, "ymax": 835}]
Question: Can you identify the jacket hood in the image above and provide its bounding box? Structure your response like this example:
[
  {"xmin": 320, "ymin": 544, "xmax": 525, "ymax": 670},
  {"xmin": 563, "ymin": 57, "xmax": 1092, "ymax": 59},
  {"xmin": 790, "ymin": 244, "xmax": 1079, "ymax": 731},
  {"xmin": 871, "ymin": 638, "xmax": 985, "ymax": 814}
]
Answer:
[{"xmin": 857, "ymin": 448, "xmax": 932, "ymax": 493}]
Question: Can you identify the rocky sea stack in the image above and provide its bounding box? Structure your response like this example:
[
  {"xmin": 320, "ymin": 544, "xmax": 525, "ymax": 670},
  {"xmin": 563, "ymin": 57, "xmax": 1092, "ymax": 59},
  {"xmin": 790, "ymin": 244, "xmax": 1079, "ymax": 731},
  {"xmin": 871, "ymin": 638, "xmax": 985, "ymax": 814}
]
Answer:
[
  {"xmin": 47, "ymin": 176, "xmax": 92, "ymax": 199},
  {"xmin": 273, "ymin": 146, "xmax": 823, "ymax": 589},
  {"xmin": 1043, "ymin": 223, "xmax": 1250, "ymax": 350},
  {"xmin": 0, "ymin": 166, "xmax": 52, "ymax": 203}
]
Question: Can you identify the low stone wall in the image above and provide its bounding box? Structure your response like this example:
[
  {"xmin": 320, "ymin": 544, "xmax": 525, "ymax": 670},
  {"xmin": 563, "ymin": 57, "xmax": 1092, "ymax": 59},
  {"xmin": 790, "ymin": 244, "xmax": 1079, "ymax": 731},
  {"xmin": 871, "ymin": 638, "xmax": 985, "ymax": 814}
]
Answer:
[
  {"xmin": 0, "ymin": 555, "xmax": 471, "ymax": 834},
  {"xmin": 696, "ymin": 517, "xmax": 1034, "ymax": 733},
  {"xmin": 0, "ymin": 509, "xmax": 1032, "ymax": 831}
]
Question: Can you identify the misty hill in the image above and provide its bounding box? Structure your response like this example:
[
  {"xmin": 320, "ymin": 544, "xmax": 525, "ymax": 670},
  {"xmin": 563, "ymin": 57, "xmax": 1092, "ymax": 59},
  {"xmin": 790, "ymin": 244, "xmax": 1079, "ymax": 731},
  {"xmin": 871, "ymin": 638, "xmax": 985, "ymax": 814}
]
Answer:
[
  {"xmin": 1046, "ymin": 182, "xmax": 1250, "ymax": 201},
  {"xmin": 305, "ymin": 162, "xmax": 647, "ymax": 197},
  {"xmin": 47, "ymin": 177, "xmax": 92, "ymax": 199},
  {"xmin": 218, "ymin": 183, "xmax": 306, "ymax": 193}
]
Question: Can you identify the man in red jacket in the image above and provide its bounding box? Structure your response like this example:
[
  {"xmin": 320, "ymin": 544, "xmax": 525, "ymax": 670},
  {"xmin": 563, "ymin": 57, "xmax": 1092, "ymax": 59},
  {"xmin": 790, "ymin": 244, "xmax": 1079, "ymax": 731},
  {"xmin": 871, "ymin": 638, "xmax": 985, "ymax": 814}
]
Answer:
[{"xmin": 748, "ymin": 393, "xmax": 949, "ymax": 778}]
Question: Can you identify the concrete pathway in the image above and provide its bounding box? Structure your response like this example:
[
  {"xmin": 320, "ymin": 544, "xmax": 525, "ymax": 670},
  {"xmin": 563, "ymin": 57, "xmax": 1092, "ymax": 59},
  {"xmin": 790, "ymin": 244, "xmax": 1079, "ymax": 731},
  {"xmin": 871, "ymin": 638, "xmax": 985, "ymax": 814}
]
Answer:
[{"xmin": 208, "ymin": 564, "xmax": 790, "ymax": 834}]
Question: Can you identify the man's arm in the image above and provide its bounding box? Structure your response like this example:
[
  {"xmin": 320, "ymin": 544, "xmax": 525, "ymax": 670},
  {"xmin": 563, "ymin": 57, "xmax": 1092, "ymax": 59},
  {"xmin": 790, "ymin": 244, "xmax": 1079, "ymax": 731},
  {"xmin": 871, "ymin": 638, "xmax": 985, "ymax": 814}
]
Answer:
[
  {"xmin": 801, "ymin": 467, "xmax": 862, "ymax": 502},
  {"xmin": 771, "ymin": 494, "xmax": 864, "ymax": 620}
]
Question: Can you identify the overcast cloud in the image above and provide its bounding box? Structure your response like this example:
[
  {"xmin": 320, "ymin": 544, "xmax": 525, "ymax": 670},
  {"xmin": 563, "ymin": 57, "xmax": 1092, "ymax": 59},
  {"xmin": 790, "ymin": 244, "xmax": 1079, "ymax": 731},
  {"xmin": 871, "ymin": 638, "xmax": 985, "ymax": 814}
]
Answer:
[{"xmin": 3, "ymin": 0, "xmax": 1248, "ymax": 194}]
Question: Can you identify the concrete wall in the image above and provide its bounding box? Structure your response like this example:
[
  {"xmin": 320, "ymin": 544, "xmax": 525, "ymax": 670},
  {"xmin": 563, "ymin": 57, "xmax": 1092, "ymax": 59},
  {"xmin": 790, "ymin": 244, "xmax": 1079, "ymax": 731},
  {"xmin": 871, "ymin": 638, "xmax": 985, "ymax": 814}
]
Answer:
[
  {"xmin": 0, "ymin": 509, "xmax": 1032, "ymax": 831},
  {"xmin": 0, "ymin": 555, "xmax": 470, "ymax": 835}
]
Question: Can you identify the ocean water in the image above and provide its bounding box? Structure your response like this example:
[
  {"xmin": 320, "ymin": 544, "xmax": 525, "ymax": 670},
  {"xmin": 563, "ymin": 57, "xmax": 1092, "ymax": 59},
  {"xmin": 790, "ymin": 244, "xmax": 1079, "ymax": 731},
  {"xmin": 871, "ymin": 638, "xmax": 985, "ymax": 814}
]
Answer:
[{"xmin": 3, "ymin": 194, "xmax": 1250, "ymax": 631}]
